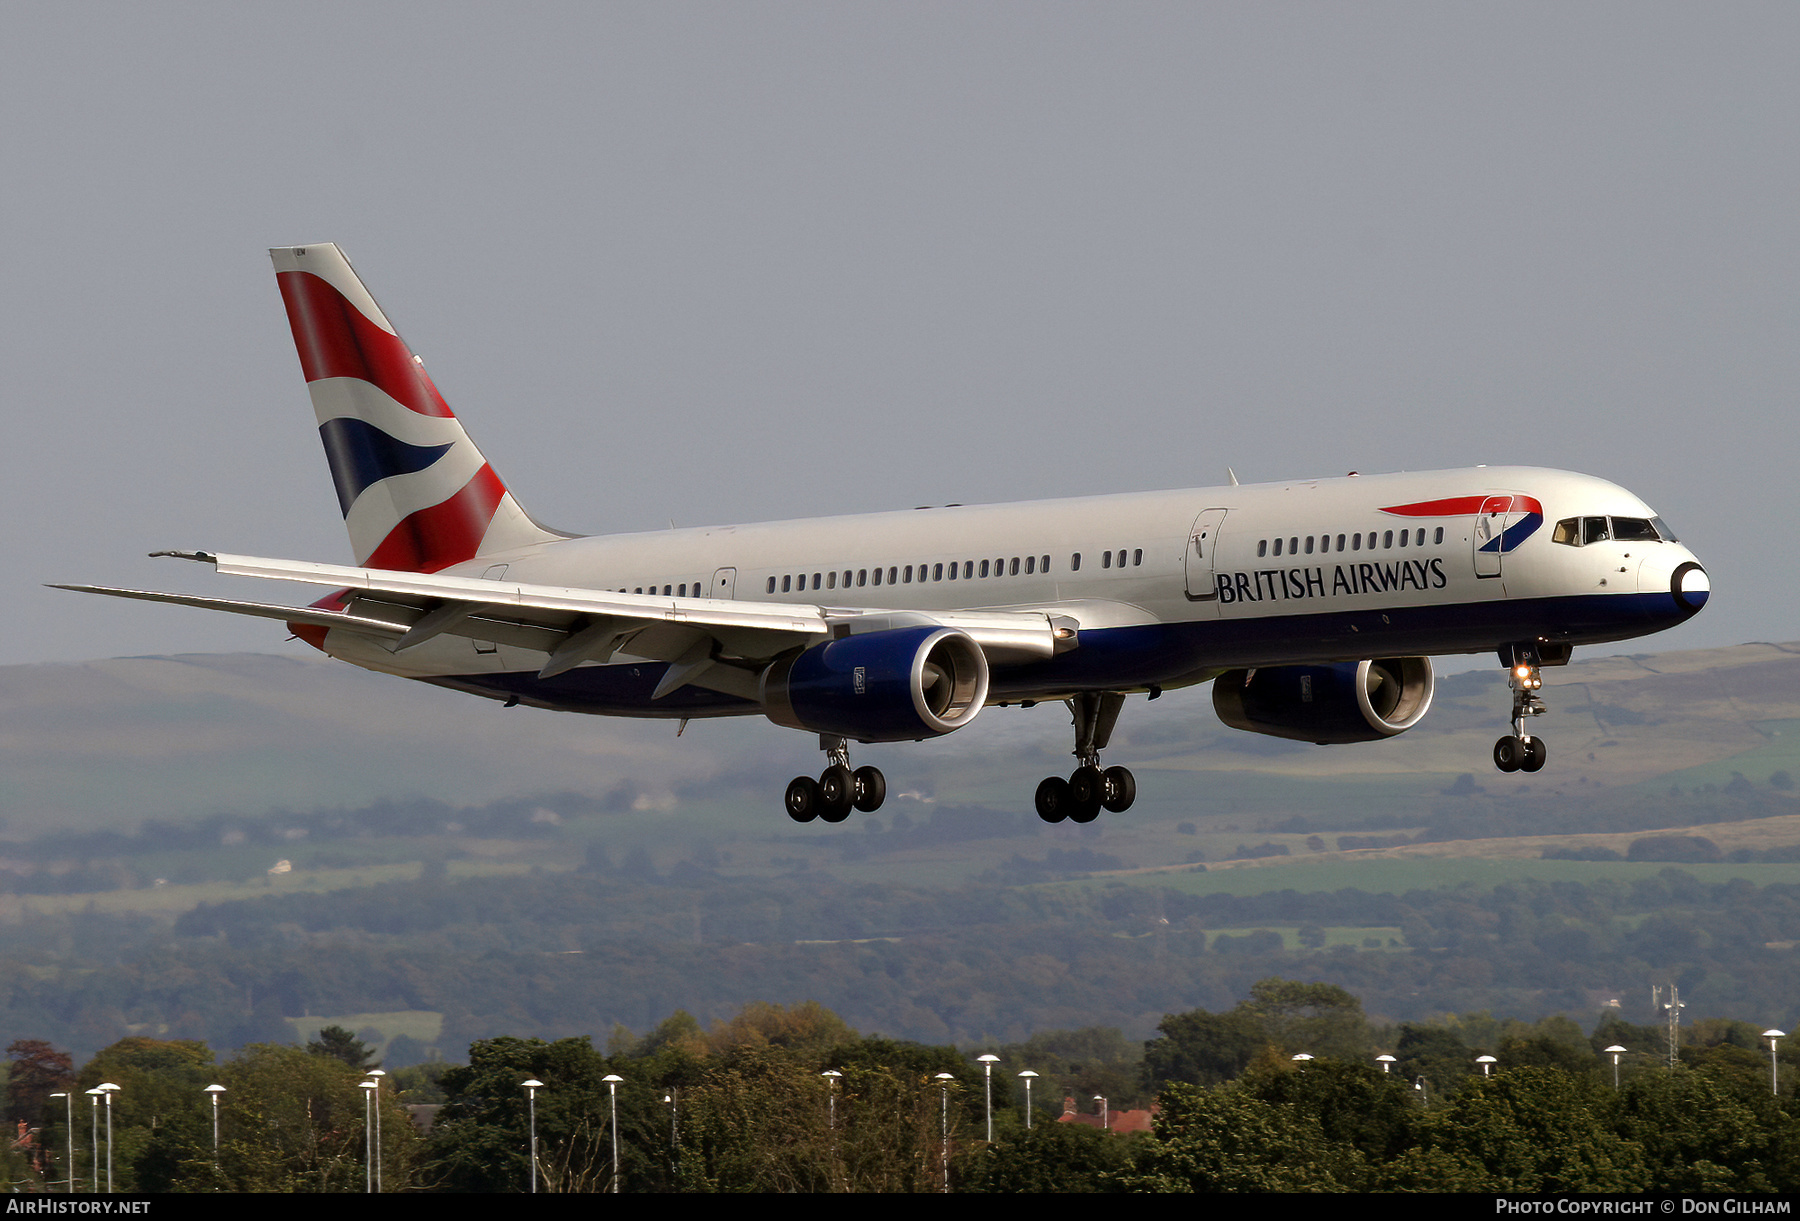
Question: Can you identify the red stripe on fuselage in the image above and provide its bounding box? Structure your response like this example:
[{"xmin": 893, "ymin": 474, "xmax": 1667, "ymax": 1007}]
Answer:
[
  {"xmin": 1380, "ymin": 494, "xmax": 1542, "ymax": 517},
  {"xmin": 363, "ymin": 464, "xmax": 507, "ymax": 573},
  {"xmin": 276, "ymin": 270, "xmax": 454, "ymax": 418}
]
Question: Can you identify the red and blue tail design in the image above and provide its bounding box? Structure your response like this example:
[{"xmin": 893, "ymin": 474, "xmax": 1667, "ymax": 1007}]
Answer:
[
  {"xmin": 271, "ymin": 244, "xmax": 564, "ymax": 572},
  {"xmin": 1380, "ymin": 494, "xmax": 1544, "ymax": 553}
]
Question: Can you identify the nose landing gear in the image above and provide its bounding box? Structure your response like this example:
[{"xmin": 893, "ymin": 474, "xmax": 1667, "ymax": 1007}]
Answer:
[
  {"xmin": 1035, "ymin": 692, "xmax": 1138, "ymax": 823},
  {"xmin": 1493, "ymin": 645, "xmax": 1549, "ymax": 774},
  {"xmin": 786, "ymin": 736, "xmax": 887, "ymax": 823}
]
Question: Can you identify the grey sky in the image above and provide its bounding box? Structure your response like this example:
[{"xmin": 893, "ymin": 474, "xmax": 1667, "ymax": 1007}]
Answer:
[{"xmin": 6, "ymin": 3, "xmax": 1793, "ymax": 667}]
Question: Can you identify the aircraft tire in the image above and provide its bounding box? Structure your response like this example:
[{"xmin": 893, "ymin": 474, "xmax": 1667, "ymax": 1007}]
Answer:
[
  {"xmin": 1067, "ymin": 766, "xmax": 1105, "ymax": 823},
  {"xmin": 818, "ymin": 765, "xmax": 855, "ymax": 822},
  {"xmin": 1493, "ymin": 736, "xmax": 1523, "ymax": 773},
  {"xmin": 852, "ymin": 766, "xmax": 887, "ymax": 812},
  {"xmin": 1102, "ymin": 766, "xmax": 1137, "ymax": 813},
  {"xmin": 786, "ymin": 776, "xmax": 821, "ymax": 822},
  {"xmin": 1521, "ymin": 736, "xmax": 1548, "ymax": 772},
  {"xmin": 1035, "ymin": 776, "xmax": 1070, "ymax": 823}
]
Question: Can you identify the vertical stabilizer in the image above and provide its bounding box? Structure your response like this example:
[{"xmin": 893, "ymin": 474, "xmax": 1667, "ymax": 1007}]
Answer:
[{"xmin": 271, "ymin": 244, "xmax": 566, "ymax": 572}]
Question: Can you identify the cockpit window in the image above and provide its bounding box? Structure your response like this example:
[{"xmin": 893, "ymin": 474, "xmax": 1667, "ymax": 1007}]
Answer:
[{"xmin": 1555, "ymin": 515, "xmax": 1669, "ymax": 547}]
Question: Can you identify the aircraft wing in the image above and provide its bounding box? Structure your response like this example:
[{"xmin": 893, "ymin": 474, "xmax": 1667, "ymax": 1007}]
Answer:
[{"xmin": 55, "ymin": 551, "xmax": 1078, "ymax": 699}]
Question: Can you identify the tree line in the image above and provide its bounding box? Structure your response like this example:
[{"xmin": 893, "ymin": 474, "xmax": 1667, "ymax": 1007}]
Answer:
[{"xmin": 7, "ymin": 984, "xmax": 1799, "ymax": 1192}]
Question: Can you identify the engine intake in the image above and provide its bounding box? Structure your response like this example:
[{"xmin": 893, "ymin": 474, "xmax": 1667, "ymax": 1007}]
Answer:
[
  {"xmin": 1212, "ymin": 657, "xmax": 1434, "ymax": 745},
  {"xmin": 761, "ymin": 626, "xmax": 990, "ymax": 742}
]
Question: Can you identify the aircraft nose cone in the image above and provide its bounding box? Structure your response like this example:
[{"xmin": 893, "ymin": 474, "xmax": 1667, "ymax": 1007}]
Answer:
[{"xmin": 1671, "ymin": 561, "xmax": 1709, "ymax": 614}]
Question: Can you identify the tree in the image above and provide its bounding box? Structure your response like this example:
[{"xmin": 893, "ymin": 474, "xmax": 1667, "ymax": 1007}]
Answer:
[
  {"xmin": 1382, "ymin": 1068, "xmax": 1647, "ymax": 1193},
  {"xmin": 962, "ymin": 1121, "xmax": 1136, "ymax": 1193},
  {"xmin": 6, "ymin": 1039, "xmax": 73, "ymax": 1127},
  {"xmin": 306, "ymin": 1025, "xmax": 378, "ymax": 1072},
  {"xmin": 1143, "ymin": 1008, "xmax": 1265, "ymax": 1088},
  {"xmin": 205, "ymin": 1042, "xmax": 412, "ymax": 1193},
  {"xmin": 1125, "ymin": 1081, "xmax": 1358, "ymax": 1191}
]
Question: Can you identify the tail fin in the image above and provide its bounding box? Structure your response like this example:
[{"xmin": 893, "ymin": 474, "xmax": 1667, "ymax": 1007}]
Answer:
[{"xmin": 271, "ymin": 244, "xmax": 566, "ymax": 572}]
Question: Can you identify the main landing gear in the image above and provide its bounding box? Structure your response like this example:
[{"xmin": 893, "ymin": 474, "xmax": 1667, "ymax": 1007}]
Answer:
[
  {"xmin": 1493, "ymin": 645, "xmax": 1549, "ymax": 774},
  {"xmin": 785, "ymin": 736, "xmax": 886, "ymax": 823},
  {"xmin": 1035, "ymin": 692, "xmax": 1137, "ymax": 824}
]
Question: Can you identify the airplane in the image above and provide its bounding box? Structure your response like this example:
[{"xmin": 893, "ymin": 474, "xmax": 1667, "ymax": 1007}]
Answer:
[{"xmin": 58, "ymin": 243, "xmax": 1711, "ymax": 825}]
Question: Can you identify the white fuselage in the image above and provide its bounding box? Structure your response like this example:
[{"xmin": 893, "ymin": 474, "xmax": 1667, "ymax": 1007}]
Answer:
[{"xmin": 320, "ymin": 464, "xmax": 1703, "ymax": 714}]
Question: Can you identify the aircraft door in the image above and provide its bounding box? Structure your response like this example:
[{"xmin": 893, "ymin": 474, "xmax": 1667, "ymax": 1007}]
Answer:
[
  {"xmin": 1472, "ymin": 496, "xmax": 1515, "ymax": 579},
  {"xmin": 710, "ymin": 567, "xmax": 737, "ymax": 600},
  {"xmin": 1184, "ymin": 508, "xmax": 1229, "ymax": 605}
]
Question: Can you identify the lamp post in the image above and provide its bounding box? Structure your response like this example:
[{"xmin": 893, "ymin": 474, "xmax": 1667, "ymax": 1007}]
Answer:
[
  {"xmin": 603, "ymin": 1074, "xmax": 623, "ymax": 1193},
  {"xmin": 662, "ymin": 1089, "xmax": 678, "ymax": 1170},
  {"xmin": 85, "ymin": 1089, "xmax": 101, "ymax": 1192},
  {"xmin": 977, "ymin": 1054, "xmax": 998, "ymax": 1142},
  {"xmin": 1764, "ymin": 1030, "xmax": 1786, "ymax": 1097},
  {"xmin": 1093, "ymin": 1094, "xmax": 1109, "ymax": 1131},
  {"xmin": 1603, "ymin": 1046, "xmax": 1626, "ymax": 1091},
  {"xmin": 97, "ymin": 1083, "xmax": 120, "ymax": 1192},
  {"xmin": 359, "ymin": 1080, "xmax": 377, "ymax": 1193},
  {"xmin": 522, "ymin": 1079, "xmax": 544, "ymax": 1193},
  {"xmin": 204, "ymin": 1085, "xmax": 226, "ymax": 1171},
  {"xmin": 821, "ymin": 1069, "xmax": 842, "ymax": 1130},
  {"xmin": 934, "ymin": 1073, "xmax": 954, "ymax": 1193},
  {"xmin": 48, "ymin": 1092, "xmax": 72, "ymax": 1193},
  {"xmin": 1476, "ymin": 1055, "xmax": 1496, "ymax": 1078},
  {"xmin": 367, "ymin": 1068, "xmax": 386, "ymax": 1192},
  {"xmin": 1376, "ymin": 1055, "xmax": 1395, "ymax": 1073},
  {"xmin": 1017, "ymin": 1071, "xmax": 1038, "ymax": 1130}
]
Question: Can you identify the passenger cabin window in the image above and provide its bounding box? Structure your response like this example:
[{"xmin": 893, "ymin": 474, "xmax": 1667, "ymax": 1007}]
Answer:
[{"xmin": 1070, "ymin": 553, "xmax": 1081, "ymax": 571}]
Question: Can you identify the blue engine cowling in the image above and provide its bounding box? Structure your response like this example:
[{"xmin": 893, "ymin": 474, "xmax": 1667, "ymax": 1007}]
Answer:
[
  {"xmin": 760, "ymin": 626, "xmax": 990, "ymax": 742},
  {"xmin": 1212, "ymin": 658, "xmax": 1434, "ymax": 745}
]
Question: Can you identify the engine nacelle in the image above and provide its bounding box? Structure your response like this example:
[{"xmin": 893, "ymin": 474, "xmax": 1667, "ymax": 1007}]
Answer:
[
  {"xmin": 760, "ymin": 626, "xmax": 990, "ymax": 742},
  {"xmin": 1212, "ymin": 657, "xmax": 1434, "ymax": 745}
]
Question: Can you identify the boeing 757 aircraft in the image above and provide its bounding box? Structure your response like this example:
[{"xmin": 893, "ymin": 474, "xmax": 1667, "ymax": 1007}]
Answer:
[{"xmin": 59, "ymin": 244, "xmax": 1711, "ymax": 824}]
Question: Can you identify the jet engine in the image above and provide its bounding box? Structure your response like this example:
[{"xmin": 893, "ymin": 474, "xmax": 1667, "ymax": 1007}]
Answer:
[
  {"xmin": 1212, "ymin": 657, "xmax": 1434, "ymax": 745},
  {"xmin": 760, "ymin": 626, "xmax": 990, "ymax": 742}
]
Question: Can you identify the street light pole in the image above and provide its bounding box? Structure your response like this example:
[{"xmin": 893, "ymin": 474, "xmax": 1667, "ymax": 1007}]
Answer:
[
  {"xmin": 522, "ymin": 1079, "xmax": 544, "ymax": 1193},
  {"xmin": 85, "ymin": 1090, "xmax": 100, "ymax": 1192},
  {"xmin": 1603, "ymin": 1046, "xmax": 1626, "ymax": 1091},
  {"xmin": 603, "ymin": 1074, "xmax": 623, "ymax": 1193},
  {"xmin": 368, "ymin": 1068, "xmax": 386, "ymax": 1192},
  {"xmin": 977, "ymin": 1054, "xmax": 998, "ymax": 1143},
  {"xmin": 48, "ymin": 1092, "xmax": 72, "ymax": 1193},
  {"xmin": 934, "ymin": 1073, "xmax": 954, "ymax": 1193},
  {"xmin": 1765, "ymin": 1030, "xmax": 1786, "ymax": 1097},
  {"xmin": 98, "ymin": 1084, "xmax": 119, "ymax": 1193},
  {"xmin": 204, "ymin": 1085, "xmax": 226, "ymax": 1173},
  {"xmin": 359, "ymin": 1080, "xmax": 377, "ymax": 1193},
  {"xmin": 1017, "ymin": 1071, "xmax": 1038, "ymax": 1131}
]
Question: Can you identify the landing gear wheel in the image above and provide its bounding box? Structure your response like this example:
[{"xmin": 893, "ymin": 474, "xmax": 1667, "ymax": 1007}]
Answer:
[
  {"xmin": 1521, "ymin": 736, "xmax": 1548, "ymax": 773},
  {"xmin": 785, "ymin": 776, "xmax": 821, "ymax": 822},
  {"xmin": 852, "ymin": 766, "xmax": 887, "ymax": 812},
  {"xmin": 1493, "ymin": 736, "xmax": 1523, "ymax": 773},
  {"xmin": 1067, "ymin": 766, "xmax": 1105, "ymax": 823},
  {"xmin": 818, "ymin": 765, "xmax": 855, "ymax": 822},
  {"xmin": 1034, "ymin": 776, "xmax": 1070, "ymax": 823},
  {"xmin": 1102, "ymin": 766, "xmax": 1137, "ymax": 813}
]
